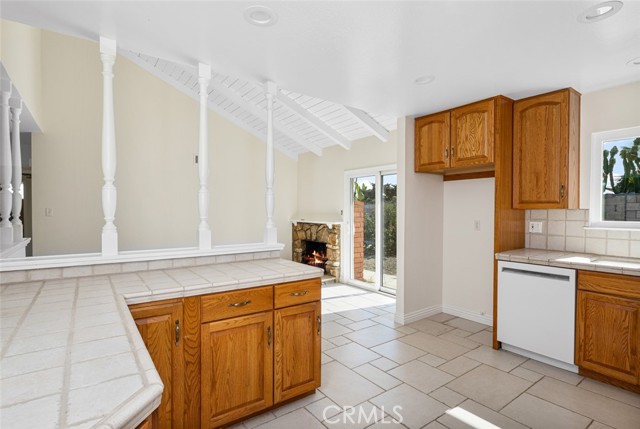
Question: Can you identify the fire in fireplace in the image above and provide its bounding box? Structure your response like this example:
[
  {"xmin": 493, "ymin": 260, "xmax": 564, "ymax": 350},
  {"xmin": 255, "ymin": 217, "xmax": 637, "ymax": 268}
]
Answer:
[{"xmin": 302, "ymin": 241, "xmax": 328, "ymax": 271}]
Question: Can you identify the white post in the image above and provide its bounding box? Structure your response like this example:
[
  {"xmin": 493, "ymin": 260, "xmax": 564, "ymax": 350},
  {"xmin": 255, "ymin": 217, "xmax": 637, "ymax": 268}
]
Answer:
[
  {"xmin": 10, "ymin": 98, "xmax": 23, "ymax": 243},
  {"xmin": 0, "ymin": 79, "xmax": 13, "ymax": 248},
  {"xmin": 100, "ymin": 37, "xmax": 118, "ymax": 256},
  {"xmin": 197, "ymin": 63, "xmax": 212, "ymax": 250},
  {"xmin": 264, "ymin": 81, "xmax": 277, "ymax": 244}
]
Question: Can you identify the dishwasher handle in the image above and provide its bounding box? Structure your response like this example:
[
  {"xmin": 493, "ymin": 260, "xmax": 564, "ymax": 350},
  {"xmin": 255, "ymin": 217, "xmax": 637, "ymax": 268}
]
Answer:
[{"xmin": 501, "ymin": 267, "xmax": 571, "ymax": 282}]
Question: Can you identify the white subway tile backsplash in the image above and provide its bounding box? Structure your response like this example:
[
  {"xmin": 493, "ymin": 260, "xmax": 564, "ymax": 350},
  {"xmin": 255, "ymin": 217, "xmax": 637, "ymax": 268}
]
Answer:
[
  {"xmin": 565, "ymin": 221, "xmax": 586, "ymax": 238},
  {"xmin": 547, "ymin": 236, "xmax": 566, "ymax": 251},
  {"xmin": 566, "ymin": 209, "xmax": 587, "ymax": 221},
  {"xmin": 606, "ymin": 239, "xmax": 630, "ymax": 257},
  {"xmin": 630, "ymin": 241, "xmax": 640, "ymax": 258},
  {"xmin": 547, "ymin": 221, "xmax": 566, "ymax": 236},
  {"xmin": 585, "ymin": 238, "xmax": 607, "ymax": 255},
  {"xmin": 607, "ymin": 230, "xmax": 630, "ymax": 240},
  {"xmin": 530, "ymin": 234, "xmax": 547, "ymax": 249},
  {"xmin": 585, "ymin": 228, "xmax": 607, "ymax": 238},
  {"xmin": 565, "ymin": 237, "xmax": 586, "ymax": 253},
  {"xmin": 530, "ymin": 210, "xmax": 548, "ymax": 220},
  {"xmin": 548, "ymin": 210, "xmax": 566, "ymax": 221}
]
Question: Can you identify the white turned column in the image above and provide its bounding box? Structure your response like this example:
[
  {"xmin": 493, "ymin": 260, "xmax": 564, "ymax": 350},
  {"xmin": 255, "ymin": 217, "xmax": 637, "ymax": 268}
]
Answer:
[
  {"xmin": 264, "ymin": 81, "xmax": 277, "ymax": 244},
  {"xmin": 10, "ymin": 98, "xmax": 23, "ymax": 243},
  {"xmin": 197, "ymin": 63, "xmax": 212, "ymax": 250},
  {"xmin": 0, "ymin": 79, "xmax": 14, "ymax": 248},
  {"xmin": 100, "ymin": 37, "xmax": 118, "ymax": 256}
]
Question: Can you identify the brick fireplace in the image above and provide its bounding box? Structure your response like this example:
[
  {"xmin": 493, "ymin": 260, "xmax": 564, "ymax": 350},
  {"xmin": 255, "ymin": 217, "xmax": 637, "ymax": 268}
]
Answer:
[{"xmin": 292, "ymin": 222, "xmax": 341, "ymax": 279}]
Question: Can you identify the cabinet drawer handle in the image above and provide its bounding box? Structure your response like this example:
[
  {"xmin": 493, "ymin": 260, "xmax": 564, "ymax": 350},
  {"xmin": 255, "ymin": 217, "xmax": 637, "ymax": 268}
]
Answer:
[
  {"xmin": 228, "ymin": 300, "xmax": 252, "ymax": 308},
  {"xmin": 290, "ymin": 290, "xmax": 309, "ymax": 297},
  {"xmin": 175, "ymin": 320, "xmax": 180, "ymax": 346},
  {"xmin": 317, "ymin": 316, "xmax": 321, "ymax": 336},
  {"xmin": 445, "ymin": 147, "xmax": 449, "ymax": 159},
  {"xmin": 267, "ymin": 326, "xmax": 272, "ymax": 348},
  {"xmin": 451, "ymin": 146, "xmax": 455, "ymax": 158},
  {"xmin": 560, "ymin": 184, "xmax": 565, "ymax": 199}
]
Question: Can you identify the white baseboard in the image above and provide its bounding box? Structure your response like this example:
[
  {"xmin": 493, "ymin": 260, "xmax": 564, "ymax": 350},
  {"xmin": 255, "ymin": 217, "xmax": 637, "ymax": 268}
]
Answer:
[
  {"xmin": 394, "ymin": 305, "xmax": 442, "ymax": 325},
  {"xmin": 441, "ymin": 305, "xmax": 493, "ymax": 326}
]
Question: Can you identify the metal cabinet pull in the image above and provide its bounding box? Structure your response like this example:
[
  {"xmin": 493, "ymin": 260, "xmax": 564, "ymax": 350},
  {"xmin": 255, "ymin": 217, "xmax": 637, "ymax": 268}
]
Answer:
[
  {"xmin": 444, "ymin": 147, "xmax": 449, "ymax": 159},
  {"xmin": 290, "ymin": 290, "xmax": 309, "ymax": 297},
  {"xmin": 560, "ymin": 184, "xmax": 565, "ymax": 199},
  {"xmin": 451, "ymin": 146, "xmax": 455, "ymax": 158},
  {"xmin": 267, "ymin": 326, "xmax": 272, "ymax": 348},
  {"xmin": 175, "ymin": 320, "xmax": 180, "ymax": 346},
  {"xmin": 228, "ymin": 300, "xmax": 252, "ymax": 308},
  {"xmin": 317, "ymin": 316, "xmax": 321, "ymax": 336}
]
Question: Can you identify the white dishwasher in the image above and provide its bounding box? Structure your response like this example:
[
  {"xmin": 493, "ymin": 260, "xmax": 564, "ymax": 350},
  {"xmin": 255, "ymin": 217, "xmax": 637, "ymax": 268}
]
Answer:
[{"xmin": 497, "ymin": 261, "xmax": 577, "ymax": 372}]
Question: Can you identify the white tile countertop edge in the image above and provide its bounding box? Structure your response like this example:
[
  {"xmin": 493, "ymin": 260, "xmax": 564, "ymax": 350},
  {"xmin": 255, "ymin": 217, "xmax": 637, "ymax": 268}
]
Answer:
[
  {"xmin": 0, "ymin": 258, "xmax": 323, "ymax": 429},
  {"xmin": 495, "ymin": 248, "xmax": 640, "ymax": 276}
]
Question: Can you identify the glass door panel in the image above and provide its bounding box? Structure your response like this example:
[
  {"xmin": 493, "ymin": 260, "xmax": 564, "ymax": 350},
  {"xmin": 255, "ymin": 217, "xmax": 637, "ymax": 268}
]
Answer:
[
  {"xmin": 381, "ymin": 174, "xmax": 397, "ymax": 293},
  {"xmin": 351, "ymin": 176, "xmax": 376, "ymax": 286}
]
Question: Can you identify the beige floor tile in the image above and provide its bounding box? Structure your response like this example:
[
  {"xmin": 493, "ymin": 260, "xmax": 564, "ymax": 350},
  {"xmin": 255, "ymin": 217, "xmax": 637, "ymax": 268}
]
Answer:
[
  {"xmin": 527, "ymin": 377, "xmax": 640, "ymax": 429},
  {"xmin": 344, "ymin": 325, "xmax": 405, "ymax": 348},
  {"xmin": 423, "ymin": 421, "xmax": 448, "ymax": 429},
  {"xmin": 428, "ymin": 387, "xmax": 466, "ymax": 407},
  {"xmin": 305, "ymin": 397, "xmax": 340, "ymax": 421},
  {"xmin": 418, "ymin": 354, "xmax": 448, "ymax": 367},
  {"xmin": 325, "ymin": 342, "xmax": 381, "ymax": 368},
  {"xmin": 428, "ymin": 313, "xmax": 457, "ymax": 323},
  {"xmin": 242, "ymin": 411, "xmax": 276, "ymax": 429},
  {"xmin": 466, "ymin": 330, "xmax": 493, "ymax": 346},
  {"xmin": 520, "ymin": 359, "xmax": 584, "ymax": 385},
  {"xmin": 324, "ymin": 401, "xmax": 384, "ymax": 429},
  {"xmin": 578, "ymin": 378, "xmax": 640, "ymax": 409},
  {"xmin": 329, "ymin": 336, "xmax": 353, "ymax": 346},
  {"xmin": 255, "ymin": 408, "xmax": 325, "ymax": 429},
  {"xmin": 389, "ymin": 360, "xmax": 454, "ymax": 394},
  {"xmin": 322, "ymin": 322, "xmax": 354, "ymax": 338},
  {"xmin": 501, "ymin": 393, "xmax": 592, "ymax": 429},
  {"xmin": 370, "ymin": 384, "xmax": 448, "ymax": 429},
  {"xmin": 509, "ymin": 366, "xmax": 543, "ymax": 383},
  {"xmin": 371, "ymin": 340, "xmax": 426, "ymax": 364},
  {"xmin": 448, "ymin": 328, "xmax": 473, "ymax": 338},
  {"xmin": 345, "ymin": 319, "xmax": 379, "ymax": 331},
  {"xmin": 446, "ymin": 365, "xmax": 532, "ymax": 411},
  {"xmin": 319, "ymin": 361, "xmax": 384, "ymax": 407},
  {"xmin": 370, "ymin": 357, "xmax": 399, "ymax": 371},
  {"xmin": 322, "ymin": 353, "xmax": 334, "ymax": 365},
  {"xmin": 438, "ymin": 356, "xmax": 481, "ymax": 377},
  {"xmin": 272, "ymin": 391, "xmax": 325, "ymax": 417},
  {"xmin": 336, "ymin": 309, "xmax": 377, "ymax": 322},
  {"xmin": 322, "ymin": 338, "xmax": 336, "ymax": 351},
  {"xmin": 354, "ymin": 364, "xmax": 402, "ymax": 390},
  {"xmin": 408, "ymin": 318, "xmax": 455, "ymax": 336},
  {"xmin": 366, "ymin": 420, "xmax": 408, "ymax": 428},
  {"xmin": 463, "ymin": 346, "xmax": 527, "ymax": 372},
  {"xmin": 399, "ymin": 332, "xmax": 468, "ymax": 360},
  {"xmin": 394, "ymin": 325, "xmax": 417, "ymax": 335},
  {"xmin": 437, "ymin": 332, "xmax": 482, "ymax": 350},
  {"xmin": 587, "ymin": 422, "xmax": 615, "ymax": 429},
  {"xmin": 444, "ymin": 317, "xmax": 488, "ymax": 333},
  {"xmin": 436, "ymin": 399, "xmax": 528, "ymax": 429}
]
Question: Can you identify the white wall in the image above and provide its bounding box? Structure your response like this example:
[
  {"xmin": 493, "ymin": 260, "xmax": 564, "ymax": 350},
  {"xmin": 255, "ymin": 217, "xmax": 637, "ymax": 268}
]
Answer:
[
  {"xmin": 442, "ymin": 178, "xmax": 495, "ymax": 323},
  {"xmin": 579, "ymin": 80, "xmax": 640, "ymax": 208},
  {"xmin": 396, "ymin": 117, "xmax": 444, "ymax": 322},
  {"xmin": 30, "ymin": 29, "xmax": 297, "ymax": 258},
  {"xmin": 296, "ymin": 132, "xmax": 397, "ymax": 218}
]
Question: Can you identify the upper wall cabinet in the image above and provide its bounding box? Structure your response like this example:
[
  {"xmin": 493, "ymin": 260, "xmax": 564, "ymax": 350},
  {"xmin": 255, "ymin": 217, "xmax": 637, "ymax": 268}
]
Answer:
[
  {"xmin": 513, "ymin": 88, "xmax": 581, "ymax": 209},
  {"xmin": 415, "ymin": 96, "xmax": 511, "ymax": 175},
  {"xmin": 415, "ymin": 111, "xmax": 451, "ymax": 172}
]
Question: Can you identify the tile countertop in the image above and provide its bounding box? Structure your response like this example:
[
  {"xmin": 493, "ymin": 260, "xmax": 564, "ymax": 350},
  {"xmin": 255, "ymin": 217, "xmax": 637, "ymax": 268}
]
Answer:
[
  {"xmin": 496, "ymin": 248, "xmax": 640, "ymax": 276},
  {"xmin": 0, "ymin": 258, "xmax": 322, "ymax": 429}
]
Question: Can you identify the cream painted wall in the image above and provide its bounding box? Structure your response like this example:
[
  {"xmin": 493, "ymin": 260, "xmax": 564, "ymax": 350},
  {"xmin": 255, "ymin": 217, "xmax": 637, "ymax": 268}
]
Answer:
[
  {"xmin": 442, "ymin": 178, "xmax": 495, "ymax": 322},
  {"xmin": 31, "ymin": 29, "xmax": 297, "ymax": 257},
  {"xmin": 296, "ymin": 132, "xmax": 397, "ymax": 217},
  {"xmin": 579, "ymin": 80, "xmax": 640, "ymax": 208},
  {"xmin": 0, "ymin": 19, "xmax": 43, "ymax": 128}
]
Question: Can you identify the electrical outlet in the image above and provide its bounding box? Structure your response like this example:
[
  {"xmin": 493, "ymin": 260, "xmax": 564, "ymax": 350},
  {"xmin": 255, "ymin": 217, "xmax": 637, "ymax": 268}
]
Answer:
[{"xmin": 528, "ymin": 221, "xmax": 543, "ymax": 234}]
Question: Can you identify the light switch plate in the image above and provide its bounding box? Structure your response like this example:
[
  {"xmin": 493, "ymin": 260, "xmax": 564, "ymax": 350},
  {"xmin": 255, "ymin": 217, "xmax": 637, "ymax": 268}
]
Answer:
[{"xmin": 528, "ymin": 221, "xmax": 543, "ymax": 234}]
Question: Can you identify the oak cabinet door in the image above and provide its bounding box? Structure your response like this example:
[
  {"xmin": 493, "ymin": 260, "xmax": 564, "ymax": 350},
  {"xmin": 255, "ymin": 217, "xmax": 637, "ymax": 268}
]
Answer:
[
  {"xmin": 415, "ymin": 112, "xmax": 450, "ymax": 172},
  {"xmin": 201, "ymin": 312, "xmax": 273, "ymax": 429},
  {"xmin": 513, "ymin": 89, "xmax": 580, "ymax": 209},
  {"xmin": 274, "ymin": 301, "xmax": 321, "ymax": 403},
  {"xmin": 450, "ymin": 99, "xmax": 494, "ymax": 168},
  {"xmin": 130, "ymin": 301, "xmax": 185, "ymax": 429},
  {"xmin": 576, "ymin": 291, "xmax": 639, "ymax": 384}
]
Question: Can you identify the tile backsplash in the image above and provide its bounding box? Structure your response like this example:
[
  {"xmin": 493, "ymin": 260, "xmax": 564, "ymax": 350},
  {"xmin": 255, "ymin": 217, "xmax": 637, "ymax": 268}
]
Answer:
[{"xmin": 525, "ymin": 209, "xmax": 640, "ymax": 258}]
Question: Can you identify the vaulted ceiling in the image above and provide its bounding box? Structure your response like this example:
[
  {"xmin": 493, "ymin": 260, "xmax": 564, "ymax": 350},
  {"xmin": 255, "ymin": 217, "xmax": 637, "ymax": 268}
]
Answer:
[{"xmin": 2, "ymin": 1, "xmax": 640, "ymax": 156}]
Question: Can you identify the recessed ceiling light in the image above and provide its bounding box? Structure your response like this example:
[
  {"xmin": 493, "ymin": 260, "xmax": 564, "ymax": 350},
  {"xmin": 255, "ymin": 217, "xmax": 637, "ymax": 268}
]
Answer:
[
  {"xmin": 578, "ymin": 1, "xmax": 623, "ymax": 23},
  {"xmin": 414, "ymin": 75, "xmax": 435, "ymax": 85},
  {"xmin": 627, "ymin": 56, "xmax": 640, "ymax": 66},
  {"xmin": 244, "ymin": 5, "xmax": 278, "ymax": 27}
]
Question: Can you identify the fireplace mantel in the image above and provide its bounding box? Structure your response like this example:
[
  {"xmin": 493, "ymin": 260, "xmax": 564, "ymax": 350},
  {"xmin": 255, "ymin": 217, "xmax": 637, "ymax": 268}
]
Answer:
[{"xmin": 291, "ymin": 215, "xmax": 343, "ymax": 229}]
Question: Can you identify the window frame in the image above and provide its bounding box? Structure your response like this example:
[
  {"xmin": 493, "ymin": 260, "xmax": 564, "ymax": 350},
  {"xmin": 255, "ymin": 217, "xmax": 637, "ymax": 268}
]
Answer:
[{"xmin": 588, "ymin": 125, "xmax": 640, "ymax": 229}]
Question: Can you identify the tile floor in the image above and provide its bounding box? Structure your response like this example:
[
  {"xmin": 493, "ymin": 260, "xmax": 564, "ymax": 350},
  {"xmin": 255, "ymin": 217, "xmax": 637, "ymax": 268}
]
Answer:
[{"xmin": 232, "ymin": 283, "xmax": 640, "ymax": 429}]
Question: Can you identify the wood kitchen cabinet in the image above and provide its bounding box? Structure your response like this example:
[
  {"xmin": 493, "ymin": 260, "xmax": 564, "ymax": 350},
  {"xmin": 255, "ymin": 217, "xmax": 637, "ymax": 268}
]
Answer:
[
  {"xmin": 130, "ymin": 300, "xmax": 185, "ymax": 429},
  {"xmin": 576, "ymin": 271, "xmax": 640, "ymax": 392},
  {"xmin": 513, "ymin": 88, "xmax": 581, "ymax": 209},
  {"xmin": 415, "ymin": 96, "xmax": 512, "ymax": 175}
]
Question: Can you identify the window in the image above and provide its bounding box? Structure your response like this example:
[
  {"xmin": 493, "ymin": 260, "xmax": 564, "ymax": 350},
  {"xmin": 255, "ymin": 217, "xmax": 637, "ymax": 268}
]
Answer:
[{"xmin": 589, "ymin": 126, "xmax": 640, "ymax": 228}]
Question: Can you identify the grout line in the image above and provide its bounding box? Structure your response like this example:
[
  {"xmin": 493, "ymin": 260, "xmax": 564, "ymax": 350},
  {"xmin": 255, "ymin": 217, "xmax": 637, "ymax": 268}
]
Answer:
[
  {"xmin": 0, "ymin": 282, "xmax": 44, "ymax": 359},
  {"xmin": 57, "ymin": 278, "xmax": 79, "ymax": 428}
]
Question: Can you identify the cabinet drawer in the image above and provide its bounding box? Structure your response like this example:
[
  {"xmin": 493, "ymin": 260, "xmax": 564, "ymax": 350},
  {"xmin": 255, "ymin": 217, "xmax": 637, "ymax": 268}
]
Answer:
[
  {"xmin": 275, "ymin": 279, "xmax": 321, "ymax": 309},
  {"xmin": 201, "ymin": 286, "xmax": 273, "ymax": 323},
  {"xmin": 578, "ymin": 271, "xmax": 640, "ymax": 300}
]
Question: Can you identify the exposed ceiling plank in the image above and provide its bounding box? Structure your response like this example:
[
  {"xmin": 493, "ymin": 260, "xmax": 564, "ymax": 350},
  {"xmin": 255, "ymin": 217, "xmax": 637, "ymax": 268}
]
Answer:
[
  {"xmin": 210, "ymin": 79, "xmax": 323, "ymax": 156},
  {"xmin": 344, "ymin": 106, "xmax": 390, "ymax": 142},
  {"xmin": 276, "ymin": 91, "xmax": 351, "ymax": 150}
]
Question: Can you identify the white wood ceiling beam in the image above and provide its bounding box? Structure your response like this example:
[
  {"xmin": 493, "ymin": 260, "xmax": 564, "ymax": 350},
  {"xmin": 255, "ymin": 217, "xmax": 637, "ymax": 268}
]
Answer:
[
  {"xmin": 208, "ymin": 80, "xmax": 323, "ymax": 156},
  {"xmin": 344, "ymin": 106, "xmax": 390, "ymax": 142},
  {"xmin": 276, "ymin": 91, "xmax": 352, "ymax": 150}
]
